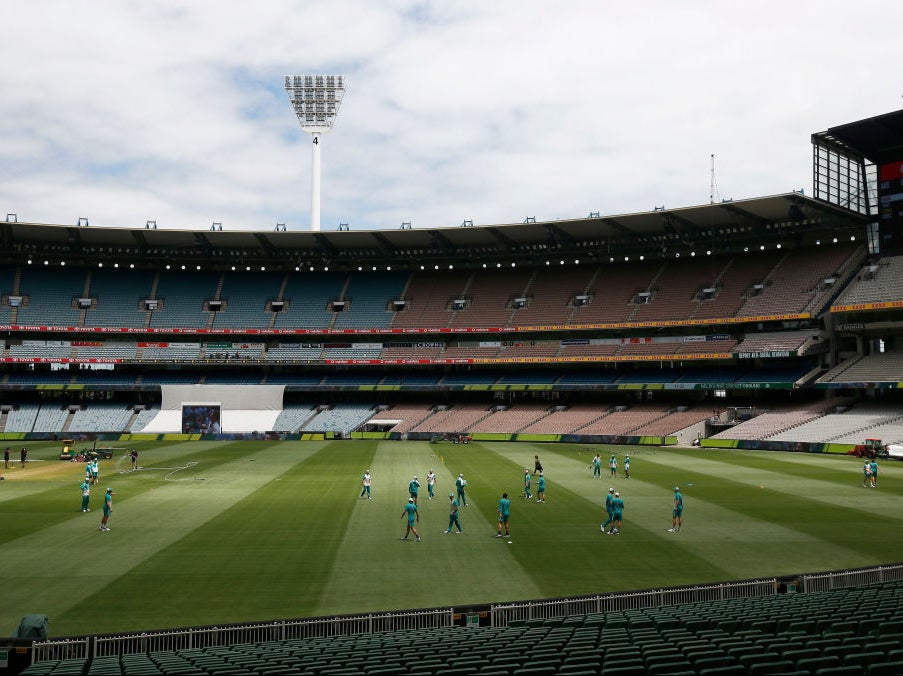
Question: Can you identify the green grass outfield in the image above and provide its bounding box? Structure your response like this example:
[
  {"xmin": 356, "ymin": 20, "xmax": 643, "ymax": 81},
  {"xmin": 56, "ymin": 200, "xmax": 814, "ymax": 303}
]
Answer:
[{"xmin": 1, "ymin": 439, "xmax": 900, "ymax": 637}]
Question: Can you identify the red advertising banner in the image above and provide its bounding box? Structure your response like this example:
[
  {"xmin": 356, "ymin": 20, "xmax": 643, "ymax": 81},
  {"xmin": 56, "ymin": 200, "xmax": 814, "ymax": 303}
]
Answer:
[{"xmin": 879, "ymin": 161, "xmax": 903, "ymax": 182}]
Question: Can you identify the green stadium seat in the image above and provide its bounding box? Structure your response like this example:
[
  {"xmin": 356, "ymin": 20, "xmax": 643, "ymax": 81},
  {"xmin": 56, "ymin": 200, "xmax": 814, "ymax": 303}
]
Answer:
[
  {"xmin": 696, "ymin": 666, "xmax": 746, "ymax": 676},
  {"xmin": 365, "ymin": 665, "xmax": 407, "ymax": 675},
  {"xmin": 823, "ymin": 644, "xmax": 856, "ymax": 658},
  {"xmin": 691, "ymin": 655, "xmax": 737, "ymax": 670},
  {"xmin": 878, "ymin": 621, "xmax": 903, "ymax": 637},
  {"xmin": 784, "ymin": 647, "xmax": 822, "ymax": 663},
  {"xmin": 814, "ymin": 668, "xmax": 865, "ymax": 676},
  {"xmin": 556, "ymin": 668, "xmax": 599, "ymax": 676},
  {"xmin": 602, "ymin": 648, "xmax": 641, "ymax": 661},
  {"xmin": 563, "ymin": 654, "xmax": 603, "ymax": 667},
  {"xmin": 737, "ymin": 651, "xmax": 781, "ymax": 670},
  {"xmin": 647, "ymin": 661, "xmax": 693, "ymax": 675},
  {"xmin": 867, "ymin": 662, "xmax": 903, "ymax": 676},
  {"xmin": 514, "ymin": 668, "xmax": 561, "ymax": 676},
  {"xmin": 749, "ymin": 660, "xmax": 796, "ymax": 675},
  {"xmin": 714, "ymin": 619, "xmax": 742, "ymax": 633},
  {"xmin": 796, "ymin": 655, "xmax": 841, "ymax": 672},
  {"xmin": 749, "ymin": 619, "xmax": 777, "ymax": 633},
  {"xmin": 682, "ymin": 619, "xmax": 709, "ymax": 633},
  {"xmin": 599, "ymin": 665, "xmax": 647, "ymax": 676},
  {"xmin": 843, "ymin": 651, "xmax": 887, "ymax": 669}
]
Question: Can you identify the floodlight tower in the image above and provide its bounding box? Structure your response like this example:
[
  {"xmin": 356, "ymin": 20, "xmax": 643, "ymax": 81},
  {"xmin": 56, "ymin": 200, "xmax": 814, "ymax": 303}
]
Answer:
[{"xmin": 285, "ymin": 74, "xmax": 346, "ymax": 232}]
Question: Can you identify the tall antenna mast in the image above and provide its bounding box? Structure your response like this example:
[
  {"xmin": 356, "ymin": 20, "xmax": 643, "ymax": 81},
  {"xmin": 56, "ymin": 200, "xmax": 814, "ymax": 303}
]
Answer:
[
  {"xmin": 285, "ymin": 75, "xmax": 346, "ymax": 232},
  {"xmin": 710, "ymin": 154, "xmax": 716, "ymax": 285}
]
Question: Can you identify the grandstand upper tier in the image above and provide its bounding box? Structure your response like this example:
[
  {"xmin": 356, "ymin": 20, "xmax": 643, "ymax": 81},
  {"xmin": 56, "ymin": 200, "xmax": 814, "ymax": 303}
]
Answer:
[{"xmin": 0, "ymin": 239, "xmax": 866, "ymax": 334}]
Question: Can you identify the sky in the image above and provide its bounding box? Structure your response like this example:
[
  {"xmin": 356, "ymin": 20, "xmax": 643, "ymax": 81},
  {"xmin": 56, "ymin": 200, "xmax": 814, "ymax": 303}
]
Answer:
[{"xmin": 1, "ymin": 1, "xmax": 901, "ymax": 233}]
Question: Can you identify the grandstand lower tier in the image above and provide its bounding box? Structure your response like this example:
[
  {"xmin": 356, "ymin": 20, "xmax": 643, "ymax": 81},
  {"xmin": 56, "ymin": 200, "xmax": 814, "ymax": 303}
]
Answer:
[
  {"xmin": 21, "ymin": 566, "xmax": 903, "ymax": 676},
  {"xmin": 2, "ymin": 392, "xmax": 903, "ymax": 450}
]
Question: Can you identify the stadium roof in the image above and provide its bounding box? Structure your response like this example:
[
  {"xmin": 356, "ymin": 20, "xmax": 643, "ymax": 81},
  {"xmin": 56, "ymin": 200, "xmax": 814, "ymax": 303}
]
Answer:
[
  {"xmin": 1, "ymin": 192, "xmax": 867, "ymax": 269},
  {"xmin": 812, "ymin": 108, "xmax": 903, "ymax": 165}
]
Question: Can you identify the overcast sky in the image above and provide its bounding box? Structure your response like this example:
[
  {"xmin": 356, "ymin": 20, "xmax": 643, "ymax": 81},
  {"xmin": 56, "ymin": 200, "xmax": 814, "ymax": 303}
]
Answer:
[{"xmin": 1, "ymin": 1, "xmax": 900, "ymax": 233}]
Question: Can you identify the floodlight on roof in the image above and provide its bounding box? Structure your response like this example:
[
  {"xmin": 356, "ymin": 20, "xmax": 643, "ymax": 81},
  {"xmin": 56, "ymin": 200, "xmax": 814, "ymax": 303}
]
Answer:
[{"xmin": 285, "ymin": 74, "xmax": 346, "ymax": 233}]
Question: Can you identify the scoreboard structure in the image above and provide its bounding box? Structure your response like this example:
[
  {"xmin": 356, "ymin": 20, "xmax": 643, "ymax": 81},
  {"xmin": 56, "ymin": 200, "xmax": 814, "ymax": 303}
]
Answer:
[
  {"xmin": 879, "ymin": 158, "xmax": 903, "ymax": 235},
  {"xmin": 812, "ymin": 109, "xmax": 903, "ymax": 254}
]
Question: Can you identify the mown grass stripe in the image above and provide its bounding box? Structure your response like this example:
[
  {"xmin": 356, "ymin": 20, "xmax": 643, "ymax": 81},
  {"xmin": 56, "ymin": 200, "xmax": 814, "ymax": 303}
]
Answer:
[{"xmin": 10, "ymin": 441, "xmax": 325, "ymax": 634}]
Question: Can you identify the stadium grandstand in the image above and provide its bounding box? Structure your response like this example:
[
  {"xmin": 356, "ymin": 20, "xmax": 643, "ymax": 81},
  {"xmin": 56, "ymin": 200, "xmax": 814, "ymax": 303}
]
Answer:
[{"xmin": 4, "ymin": 109, "xmax": 903, "ymax": 675}]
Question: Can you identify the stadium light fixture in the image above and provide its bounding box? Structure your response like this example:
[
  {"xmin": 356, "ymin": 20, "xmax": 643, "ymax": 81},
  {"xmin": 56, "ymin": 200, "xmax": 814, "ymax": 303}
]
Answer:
[{"xmin": 285, "ymin": 74, "xmax": 346, "ymax": 232}]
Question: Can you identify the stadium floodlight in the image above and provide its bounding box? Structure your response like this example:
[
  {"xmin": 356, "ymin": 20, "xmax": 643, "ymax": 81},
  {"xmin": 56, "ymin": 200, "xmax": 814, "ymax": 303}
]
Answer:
[{"xmin": 285, "ymin": 74, "xmax": 346, "ymax": 232}]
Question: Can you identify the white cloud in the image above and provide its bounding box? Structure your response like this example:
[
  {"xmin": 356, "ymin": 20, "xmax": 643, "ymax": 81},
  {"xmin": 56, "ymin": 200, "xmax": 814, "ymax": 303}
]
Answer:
[{"xmin": 0, "ymin": 0, "xmax": 900, "ymax": 232}]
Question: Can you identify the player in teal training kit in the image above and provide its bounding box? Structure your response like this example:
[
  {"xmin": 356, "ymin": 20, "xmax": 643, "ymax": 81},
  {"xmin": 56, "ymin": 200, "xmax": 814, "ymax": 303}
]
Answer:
[
  {"xmin": 523, "ymin": 468, "xmax": 532, "ymax": 499},
  {"xmin": 669, "ymin": 486, "xmax": 683, "ymax": 532},
  {"xmin": 445, "ymin": 493, "xmax": 462, "ymax": 534},
  {"xmin": 401, "ymin": 498, "xmax": 421, "ymax": 541},
  {"xmin": 456, "ymin": 474, "xmax": 467, "ymax": 506},
  {"xmin": 496, "ymin": 492, "xmax": 511, "ymax": 537},
  {"xmin": 608, "ymin": 491, "xmax": 624, "ymax": 535},
  {"xmin": 409, "ymin": 476, "xmax": 421, "ymax": 504},
  {"xmin": 601, "ymin": 487, "xmax": 615, "ymax": 533},
  {"xmin": 591, "ymin": 454, "xmax": 602, "ymax": 478},
  {"xmin": 99, "ymin": 487, "xmax": 114, "ymax": 531},
  {"xmin": 80, "ymin": 480, "xmax": 91, "ymax": 512},
  {"xmin": 536, "ymin": 473, "xmax": 546, "ymax": 503}
]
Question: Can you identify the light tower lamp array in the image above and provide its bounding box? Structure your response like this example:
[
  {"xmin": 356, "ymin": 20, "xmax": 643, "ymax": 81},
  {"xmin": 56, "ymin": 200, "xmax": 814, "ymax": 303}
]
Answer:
[{"xmin": 284, "ymin": 74, "xmax": 346, "ymax": 232}]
